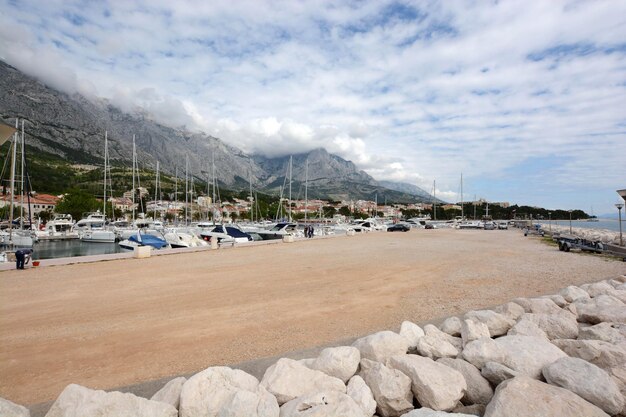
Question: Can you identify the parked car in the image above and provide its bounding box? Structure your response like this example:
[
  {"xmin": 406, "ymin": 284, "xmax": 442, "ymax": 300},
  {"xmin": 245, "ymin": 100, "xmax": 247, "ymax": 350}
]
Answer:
[
  {"xmin": 387, "ymin": 223, "xmax": 411, "ymax": 232},
  {"xmin": 497, "ymin": 221, "xmax": 508, "ymax": 230}
]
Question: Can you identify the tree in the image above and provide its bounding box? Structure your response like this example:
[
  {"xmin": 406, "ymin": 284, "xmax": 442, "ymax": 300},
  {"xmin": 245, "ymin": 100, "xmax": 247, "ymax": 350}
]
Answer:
[
  {"xmin": 338, "ymin": 206, "xmax": 351, "ymax": 217},
  {"xmin": 55, "ymin": 189, "xmax": 100, "ymax": 221}
]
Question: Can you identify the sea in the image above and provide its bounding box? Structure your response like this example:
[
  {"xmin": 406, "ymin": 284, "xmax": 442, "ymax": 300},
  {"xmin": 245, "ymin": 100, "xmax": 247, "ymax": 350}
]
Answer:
[{"xmin": 535, "ymin": 219, "xmax": 623, "ymax": 232}]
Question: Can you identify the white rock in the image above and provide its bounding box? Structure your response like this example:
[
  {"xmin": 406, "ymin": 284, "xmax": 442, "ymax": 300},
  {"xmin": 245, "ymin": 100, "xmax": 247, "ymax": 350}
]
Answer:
[
  {"xmin": 512, "ymin": 297, "xmax": 562, "ymax": 315},
  {"xmin": 493, "ymin": 302, "xmax": 525, "ymax": 321},
  {"xmin": 607, "ymin": 289, "xmax": 626, "ymax": 304},
  {"xmin": 388, "ymin": 355, "xmax": 466, "ymax": 412},
  {"xmin": 297, "ymin": 358, "xmax": 316, "ymax": 368},
  {"xmin": 540, "ymin": 294, "xmax": 568, "ymax": 307},
  {"xmin": 347, "ymin": 376, "xmax": 377, "ymax": 417},
  {"xmin": 463, "ymin": 310, "xmax": 514, "ymax": 337},
  {"xmin": 480, "ymin": 362, "xmax": 519, "ymax": 386},
  {"xmin": 461, "ymin": 319, "xmax": 490, "ymax": 347},
  {"xmin": 507, "ymin": 318, "xmax": 549, "ymax": 339},
  {"xmin": 437, "ymin": 357, "xmax": 494, "ymax": 405},
  {"xmin": 484, "ymin": 376, "xmax": 610, "ymax": 417},
  {"xmin": 261, "ymin": 358, "xmax": 345, "ymax": 405},
  {"xmin": 358, "ymin": 358, "xmax": 413, "ymax": 417},
  {"xmin": 451, "ymin": 404, "xmax": 486, "ymax": 416},
  {"xmin": 552, "ymin": 339, "xmax": 626, "ymax": 371},
  {"xmin": 279, "ymin": 391, "xmax": 366, "ymax": 417},
  {"xmin": 352, "ymin": 331, "xmax": 409, "ymax": 363},
  {"xmin": 543, "ymin": 357, "xmax": 625, "ymax": 415},
  {"xmin": 400, "ymin": 321, "xmax": 425, "ymax": 350},
  {"xmin": 310, "ymin": 346, "xmax": 360, "ymax": 383},
  {"xmin": 461, "ymin": 338, "xmax": 506, "ymax": 369},
  {"xmin": 574, "ymin": 294, "xmax": 626, "ymax": 324},
  {"xmin": 400, "ymin": 407, "xmax": 476, "ymax": 416},
  {"xmin": 416, "ymin": 334, "xmax": 459, "ymax": 360},
  {"xmin": 518, "ymin": 311, "xmax": 579, "ymax": 340},
  {"xmin": 0, "ymin": 397, "xmax": 29, "ymax": 417},
  {"xmin": 440, "ymin": 317, "xmax": 462, "ymax": 337},
  {"xmin": 151, "ymin": 377, "xmax": 186, "ymax": 410},
  {"xmin": 492, "ymin": 335, "xmax": 567, "ymax": 379},
  {"xmin": 586, "ymin": 281, "xmax": 616, "ymax": 297},
  {"xmin": 578, "ymin": 322, "xmax": 626, "ymax": 346},
  {"xmin": 180, "ymin": 367, "xmax": 278, "ymax": 417},
  {"xmin": 45, "ymin": 384, "xmax": 178, "ymax": 417},
  {"xmin": 559, "ymin": 286, "xmax": 590, "ymax": 303},
  {"xmin": 424, "ymin": 324, "xmax": 463, "ymax": 351}
]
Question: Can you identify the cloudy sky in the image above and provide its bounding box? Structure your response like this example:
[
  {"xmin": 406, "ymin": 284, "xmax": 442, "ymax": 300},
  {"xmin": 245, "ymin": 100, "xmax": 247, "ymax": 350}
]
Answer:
[{"xmin": 1, "ymin": 0, "xmax": 625, "ymax": 213}]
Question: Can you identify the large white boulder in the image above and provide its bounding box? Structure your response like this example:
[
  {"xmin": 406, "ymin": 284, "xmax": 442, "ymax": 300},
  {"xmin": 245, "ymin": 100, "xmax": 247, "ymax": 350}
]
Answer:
[
  {"xmin": 424, "ymin": 324, "xmax": 463, "ymax": 351},
  {"xmin": 512, "ymin": 297, "xmax": 562, "ymax": 315},
  {"xmin": 586, "ymin": 281, "xmax": 617, "ymax": 298},
  {"xmin": 437, "ymin": 357, "xmax": 493, "ymax": 405},
  {"xmin": 461, "ymin": 319, "xmax": 490, "ymax": 347},
  {"xmin": 543, "ymin": 357, "xmax": 625, "ymax": 416},
  {"xmin": 151, "ymin": 377, "xmax": 186, "ymax": 410},
  {"xmin": 0, "ymin": 397, "xmax": 29, "ymax": 417},
  {"xmin": 493, "ymin": 302, "xmax": 525, "ymax": 321},
  {"xmin": 260, "ymin": 358, "xmax": 345, "ymax": 405},
  {"xmin": 346, "ymin": 376, "xmax": 377, "ymax": 417},
  {"xmin": 388, "ymin": 355, "xmax": 466, "ymax": 412},
  {"xmin": 552, "ymin": 339, "xmax": 626, "ymax": 371},
  {"xmin": 518, "ymin": 311, "xmax": 578, "ymax": 340},
  {"xmin": 45, "ymin": 384, "xmax": 178, "ymax": 417},
  {"xmin": 180, "ymin": 367, "xmax": 278, "ymax": 417},
  {"xmin": 463, "ymin": 310, "xmax": 514, "ymax": 337},
  {"xmin": 492, "ymin": 335, "xmax": 567, "ymax": 379},
  {"xmin": 578, "ymin": 322, "xmax": 626, "ymax": 346},
  {"xmin": 415, "ymin": 334, "xmax": 459, "ymax": 360},
  {"xmin": 484, "ymin": 376, "xmax": 609, "ymax": 417},
  {"xmin": 440, "ymin": 317, "xmax": 462, "ymax": 337},
  {"xmin": 507, "ymin": 318, "xmax": 549, "ymax": 339},
  {"xmin": 352, "ymin": 331, "xmax": 409, "ymax": 363},
  {"xmin": 309, "ymin": 346, "xmax": 360, "ymax": 383},
  {"xmin": 480, "ymin": 361, "xmax": 519, "ymax": 386},
  {"xmin": 461, "ymin": 337, "xmax": 506, "ymax": 370},
  {"xmin": 400, "ymin": 321, "xmax": 425, "ymax": 350},
  {"xmin": 573, "ymin": 295, "xmax": 626, "ymax": 324},
  {"xmin": 559, "ymin": 286, "xmax": 590, "ymax": 303},
  {"xmin": 358, "ymin": 358, "xmax": 413, "ymax": 417},
  {"xmin": 279, "ymin": 391, "xmax": 366, "ymax": 417}
]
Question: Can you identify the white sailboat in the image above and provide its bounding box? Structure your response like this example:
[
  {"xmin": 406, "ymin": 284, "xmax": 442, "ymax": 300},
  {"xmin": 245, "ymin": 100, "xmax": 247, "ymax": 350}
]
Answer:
[{"xmin": 80, "ymin": 131, "xmax": 115, "ymax": 243}]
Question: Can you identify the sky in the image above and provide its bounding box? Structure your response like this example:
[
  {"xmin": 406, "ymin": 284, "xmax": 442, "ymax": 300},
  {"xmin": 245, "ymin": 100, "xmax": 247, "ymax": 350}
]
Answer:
[{"xmin": 0, "ymin": 0, "xmax": 625, "ymax": 214}]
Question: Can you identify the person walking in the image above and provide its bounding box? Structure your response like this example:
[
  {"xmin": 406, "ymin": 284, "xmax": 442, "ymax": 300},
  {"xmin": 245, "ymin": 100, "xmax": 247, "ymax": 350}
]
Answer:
[
  {"xmin": 309, "ymin": 225, "xmax": 314, "ymax": 238},
  {"xmin": 15, "ymin": 248, "xmax": 33, "ymax": 270}
]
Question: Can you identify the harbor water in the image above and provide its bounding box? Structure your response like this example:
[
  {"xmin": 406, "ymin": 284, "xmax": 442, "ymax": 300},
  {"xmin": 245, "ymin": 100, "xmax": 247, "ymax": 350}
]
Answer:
[
  {"xmin": 31, "ymin": 240, "xmax": 125, "ymax": 260},
  {"xmin": 536, "ymin": 219, "xmax": 623, "ymax": 232}
]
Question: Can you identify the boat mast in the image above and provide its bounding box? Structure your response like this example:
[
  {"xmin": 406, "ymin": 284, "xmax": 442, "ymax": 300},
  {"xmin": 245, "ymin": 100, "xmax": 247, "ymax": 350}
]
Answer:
[
  {"xmin": 288, "ymin": 155, "xmax": 292, "ymax": 222},
  {"xmin": 249, "ymin": 160, "xmax": 254, "ymax": 222},
  {"xmin": 19, "ymin": 120, "xmax": 25, "ymax": 229},
  {"xmin": 461, "ymin": 173, "xmax": 464, "ymax": 220},
  {"xmin": 153, "ymin": 160, "xmax": 159, "ymax": 221},
  {"xmin": 132, "ymin": 135, "xmax": 136, "ymax": 222},
  {"xmin": 185, "ymin": 155, "xmax": 189, "ymax": 225},
  {"xmin": 433, "ymin": 180, "xmax": 436, "ymax": 221},
  {"xmin": 304, "ymin": 158, "xmax": 308, "ymax": 223},
  {"xmin": 103, "ymin": 131, "xmax": 107, "ymax": 219},
  {"xmin": 474, "ymin": 194, "xmax": 477, "ymax": 220},
  {"xmin": 8, "ymin": 119, "xmax": 18, "ymax": 242}
]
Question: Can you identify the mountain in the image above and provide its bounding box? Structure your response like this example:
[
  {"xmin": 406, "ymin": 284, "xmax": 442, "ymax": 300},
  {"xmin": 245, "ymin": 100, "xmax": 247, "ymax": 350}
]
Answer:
[
  {"xmin": 378, "ymin": 180, "xmax": 444, "ymax": 203},
  {"xmin": 0, "ymin": 59, "xmax": 434, "ymax": 203}
]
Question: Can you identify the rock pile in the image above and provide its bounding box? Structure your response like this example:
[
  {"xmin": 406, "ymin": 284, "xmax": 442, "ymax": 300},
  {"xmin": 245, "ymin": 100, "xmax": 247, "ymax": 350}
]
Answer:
[
  {"xmin": 2, "ymin": 275, "xmax": 625, "ymax": 417},
  {"xmin": 548, "ymin": 225, "xmax": 621, "ymax": 245}
]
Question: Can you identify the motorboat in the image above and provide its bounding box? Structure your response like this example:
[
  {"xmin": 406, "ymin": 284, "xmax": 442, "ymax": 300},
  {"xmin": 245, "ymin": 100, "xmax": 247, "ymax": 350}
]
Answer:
[
  {"xmin": 200, "ymin": 225, "xmax": 254, "ymax": 243},
  {"xmin": 0, "ymin": 229, "xmax": 35, "ymax": 247},
  {"xmin": 119, "ymin": 231, "xmax": 169, "ymax": 250},
  {"xmin": 249, "ymin": 222, "xmax": 297, "ymax": 240},
  {"xmin": 74, "ymin": 213, "xmax": 115, "ymax": 243},
  {"xmin": 457, "ymin": 221, "xmax": 482, "ymax": 229},
  {"xmin": 36, "ymin": 214, "xmax": 78, "ymax": 240},
  {"xmin": 164, "ymin": 229, "xmax": 208, "ymax": 248}
]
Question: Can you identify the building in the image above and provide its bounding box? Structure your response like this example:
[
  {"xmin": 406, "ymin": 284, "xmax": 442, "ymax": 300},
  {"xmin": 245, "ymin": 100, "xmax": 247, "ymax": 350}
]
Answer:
[{"xmin": 0, "ymin": 193, "xmax": 59, "ymax": 215}]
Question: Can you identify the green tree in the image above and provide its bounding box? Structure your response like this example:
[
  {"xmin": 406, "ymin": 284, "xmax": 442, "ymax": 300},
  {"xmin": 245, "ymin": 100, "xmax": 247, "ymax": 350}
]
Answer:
[
  {"xmin": 55, "ymin": 189, "xmax": 100, "ymax": 221},
  {"xmin": 338, "ymin": 206, "xmax": 351, "ymax": 217}
]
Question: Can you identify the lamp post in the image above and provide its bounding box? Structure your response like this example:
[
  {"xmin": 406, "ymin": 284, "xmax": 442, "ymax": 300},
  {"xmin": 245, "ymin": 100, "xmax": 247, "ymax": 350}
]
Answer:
[
  {"xmin": 548, "ymin": 212, "xmax": 552, "ymax": 235},
  {"xmin": 568, "ymin": 209, "xmax": 573, "ymax": 234},
  {"xmin": 616, "ymin": 203, "xmax": 624, "ymax": 246},
  {"xmin": 618, "ymin": 190, "xmax": 626, "ymax": 247}
]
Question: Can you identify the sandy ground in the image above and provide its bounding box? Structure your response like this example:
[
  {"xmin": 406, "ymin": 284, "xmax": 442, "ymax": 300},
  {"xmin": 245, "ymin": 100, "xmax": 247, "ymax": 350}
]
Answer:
[{"xmin": 1, "ymin": 229, "xmax": 625, "ymax": 405}]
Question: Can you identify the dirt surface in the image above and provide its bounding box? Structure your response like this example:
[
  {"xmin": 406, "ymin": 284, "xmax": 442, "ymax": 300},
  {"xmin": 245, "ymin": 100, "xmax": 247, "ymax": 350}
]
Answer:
[{"xmin": 1, "ymin": 229, "xmax": 624, "ymax": 405}]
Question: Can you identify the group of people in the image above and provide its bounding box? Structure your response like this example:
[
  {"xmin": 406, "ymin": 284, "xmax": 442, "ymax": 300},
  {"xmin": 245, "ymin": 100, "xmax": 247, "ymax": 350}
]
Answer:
[{"xmin": 303, "ymin": 225, "xmax": 315, "ymax": 239}]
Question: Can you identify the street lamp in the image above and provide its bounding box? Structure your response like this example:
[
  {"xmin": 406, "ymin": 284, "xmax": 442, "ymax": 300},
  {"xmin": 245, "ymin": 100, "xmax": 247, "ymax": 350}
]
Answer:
[
  {"xmin": 568, "ymin": 209, "xmax": 573, "ymax": 234},
  {"xmin": 548, "ymin": 212, "xmax": 552, "ymax": 235},
  {"xmin": 618, "ymin": 190, "xmax": 626, "ymax": 247}
]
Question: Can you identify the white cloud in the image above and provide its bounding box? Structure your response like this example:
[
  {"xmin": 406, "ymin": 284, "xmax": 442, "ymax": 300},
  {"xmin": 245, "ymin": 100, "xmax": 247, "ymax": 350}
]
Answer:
[{"xmin": 0, "ymin": 0, "xmax": 625, "ymax": 211}]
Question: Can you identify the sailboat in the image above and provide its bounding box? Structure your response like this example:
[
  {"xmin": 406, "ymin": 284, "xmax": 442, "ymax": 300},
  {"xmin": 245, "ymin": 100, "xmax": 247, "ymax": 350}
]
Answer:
[
  {"xmin": 587, "ymin": 206, "xmax": 599, "ymax": 222},
  {"xmin": 0, "ymin": 119, "xmax": 35, "ymax": 247},
  {"xmin": 79, "ymin": 131, "xmax": 116, "ymax": 243}
]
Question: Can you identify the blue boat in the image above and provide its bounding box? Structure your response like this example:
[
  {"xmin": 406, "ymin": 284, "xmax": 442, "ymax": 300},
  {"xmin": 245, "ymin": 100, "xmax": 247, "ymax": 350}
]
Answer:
[{"xmin": 119, "ymin": 231, "xmax": 169, "ymax": 250}]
